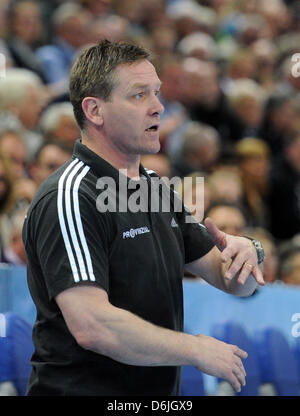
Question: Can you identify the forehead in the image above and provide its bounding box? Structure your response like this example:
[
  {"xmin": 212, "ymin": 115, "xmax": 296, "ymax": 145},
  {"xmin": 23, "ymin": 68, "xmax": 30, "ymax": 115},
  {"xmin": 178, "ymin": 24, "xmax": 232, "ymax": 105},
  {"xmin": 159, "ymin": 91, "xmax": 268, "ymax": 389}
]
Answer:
[{"xmin": 113, "ymin": 60, "xmax": 161, "ymax": 90}]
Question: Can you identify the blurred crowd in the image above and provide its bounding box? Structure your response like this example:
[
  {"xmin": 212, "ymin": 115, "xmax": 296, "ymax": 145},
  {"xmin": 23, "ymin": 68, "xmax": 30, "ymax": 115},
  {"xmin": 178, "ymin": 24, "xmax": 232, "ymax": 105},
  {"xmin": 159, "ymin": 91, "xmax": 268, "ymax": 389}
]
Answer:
[{"xmin": 0, "ymin": 0, "xmax": 300, "ymax": 286}]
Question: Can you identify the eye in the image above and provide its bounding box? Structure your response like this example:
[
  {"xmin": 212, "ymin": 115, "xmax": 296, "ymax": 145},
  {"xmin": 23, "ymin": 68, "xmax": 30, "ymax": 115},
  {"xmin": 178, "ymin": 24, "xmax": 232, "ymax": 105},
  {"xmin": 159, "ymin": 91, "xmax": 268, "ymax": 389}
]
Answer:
[
  {"xmin": 134, "ymin": 92, "xmax": 144, "ymax": 99},
  {"xmin": 154, "ymin": 90, "xmax": 161, "ymax": 97}
]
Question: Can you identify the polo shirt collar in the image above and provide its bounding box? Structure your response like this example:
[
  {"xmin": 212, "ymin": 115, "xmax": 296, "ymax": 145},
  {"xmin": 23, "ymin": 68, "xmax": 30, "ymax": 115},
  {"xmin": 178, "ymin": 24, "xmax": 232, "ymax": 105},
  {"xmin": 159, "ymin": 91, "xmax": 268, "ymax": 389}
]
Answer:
[{"xmin": 72, "ymin": 138, "xmax": 149, "ymax": 183}]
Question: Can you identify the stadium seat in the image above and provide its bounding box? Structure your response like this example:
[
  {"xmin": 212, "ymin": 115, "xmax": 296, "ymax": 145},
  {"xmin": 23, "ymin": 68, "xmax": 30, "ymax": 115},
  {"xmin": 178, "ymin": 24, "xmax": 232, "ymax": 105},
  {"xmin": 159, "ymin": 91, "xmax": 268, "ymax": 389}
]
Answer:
[
  {"xmin": 181, "ymin": 365, "xmax": 205, "ymax": 396},
  {"xmin": 253, "ymin": 327, "xmax": 300, "ymax": 396},
  {"xmin": 0, "ymin": 312, "xmax": 33, "ymax": 396},
  {"xmin": 211, "ymin": 321, "xmax": 261, "ymax": 396}
]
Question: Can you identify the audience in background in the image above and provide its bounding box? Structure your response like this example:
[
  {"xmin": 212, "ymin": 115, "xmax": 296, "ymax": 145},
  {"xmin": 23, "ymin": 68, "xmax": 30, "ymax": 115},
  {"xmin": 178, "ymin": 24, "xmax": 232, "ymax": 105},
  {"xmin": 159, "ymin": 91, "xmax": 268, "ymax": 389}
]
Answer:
[
  {"xmin": 235, "ymin": 137, "xmax": 270, "ymax": 228},
  {"xmin": 0, "ymin": 0, "xmax": 299, "ymax": 279},
  {"xmin": 267, "ymin": 130, "xmax": 300, "ymax": 240},
  {"xmin": 246, "ymin": 227, "xmax": 279, "ymax": 284},
  {"xmin": 279, "ymin": 241, "xmax": 300, "ymax": 286}
]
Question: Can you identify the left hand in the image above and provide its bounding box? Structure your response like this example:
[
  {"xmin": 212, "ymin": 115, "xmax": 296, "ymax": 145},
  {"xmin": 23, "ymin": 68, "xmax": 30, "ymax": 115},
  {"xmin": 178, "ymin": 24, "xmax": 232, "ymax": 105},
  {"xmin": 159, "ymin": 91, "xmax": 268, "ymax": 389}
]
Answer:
[{"xmin": 204, "ymin": 217, "xmax": 265, "ymax": 286}]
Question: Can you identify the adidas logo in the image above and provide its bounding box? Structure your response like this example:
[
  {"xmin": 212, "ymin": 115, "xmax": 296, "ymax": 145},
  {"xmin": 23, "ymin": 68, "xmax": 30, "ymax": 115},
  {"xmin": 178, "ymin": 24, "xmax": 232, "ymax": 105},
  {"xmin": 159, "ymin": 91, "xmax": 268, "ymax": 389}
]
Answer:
[{"xmin": 171, "ymin": 217, "xmax": 178, "ymax": 228}]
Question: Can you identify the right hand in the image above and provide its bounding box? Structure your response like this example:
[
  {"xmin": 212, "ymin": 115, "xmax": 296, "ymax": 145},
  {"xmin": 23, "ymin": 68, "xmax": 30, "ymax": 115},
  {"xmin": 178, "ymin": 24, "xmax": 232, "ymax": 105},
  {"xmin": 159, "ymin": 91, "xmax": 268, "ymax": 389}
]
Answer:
[{"xmin": 195, "ymin": 334, "xmax": 248, "ymax": 392}]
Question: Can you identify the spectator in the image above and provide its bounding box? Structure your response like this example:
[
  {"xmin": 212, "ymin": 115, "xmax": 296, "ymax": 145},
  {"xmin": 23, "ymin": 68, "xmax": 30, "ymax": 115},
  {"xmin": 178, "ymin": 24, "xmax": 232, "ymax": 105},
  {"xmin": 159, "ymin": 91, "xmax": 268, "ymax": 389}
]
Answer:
[
  {"xmin": 205, "ymin": 201, "xmax": 247, "ymax": 236},
  {"xmin": 236, "ymin": 137, "xmax": 271, "ymax": 228},
  {"xmin": 0, "ymin": 129, "xmax": 27, "ymax": 180},
  {"xmin": 227, "ymin": 79, "xmax": 267, "ymax": 138},
  {"xmin": 5, "ymin": 0, "xmax": 47, "ymax": 81},
  {"xmin": 279, "ymin": 242, "xmax": 300, "ymax": 286},
  {"xmin": 267, "ymin": 130, "xmax": 300, "ymax": 241},
  {"xmin": 30, "ymin": 141, "xmax": 73, "ymax": 187},
  {"xmin": 140, "ymin": 153, "xmax": 171, "ymax": 179},
  {"xmin": 1, "ymin": 204, "xmax": 29, "ymax": 265},
  {"xmin": 171, "ymin": 121, "xmax": 220, "ymax": 178},
  {"xmin": 246, "ymin": 227, "xmax": 279, "ymax": 284},
  {"xmin": 35, "ymin": 2, "xmax": 91, "ymax": 92},
  {"xmin": 155, "ymin": 56, "xmax": 188, "ymax": 155},
  {"xmin": 207, "ymin": 167, "xmax": 243, "ymax": 205},
  {"xmin": 259, "ymin": 93, "xmax": 297, "ymax": 158},
  {"xmin": 0, "ymin": 68, "xmax": 46, "ymax": 159},
  {"xmin": 39, "ymin": 102, "xmax": 79, "ymax": 148},
  {"xmin": 177, "ymin": 31, "xmax": 219, "ymax": 61},
  {"xmin": 180, "ymin": 58, "xmax": 245, "ymax": 143}
]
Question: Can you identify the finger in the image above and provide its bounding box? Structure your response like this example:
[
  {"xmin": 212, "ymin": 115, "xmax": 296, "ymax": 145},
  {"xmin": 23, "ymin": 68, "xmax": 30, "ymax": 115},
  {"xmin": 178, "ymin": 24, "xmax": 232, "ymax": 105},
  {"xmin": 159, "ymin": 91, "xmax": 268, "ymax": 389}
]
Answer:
[
  {"xmin": 204, "ymin": 217, "xmax": 227, "ymax": 251},
  {"xmin": 221, "ymin": 245, "xmax": 239, "ymax": 264},
  {"xmin": 228, "ymin": 372, "xmax": 242, "ymax": 393},
  {"xmin": 233, "ymin": 363, "xmax": 246, "ymax": 387},
  {"xmin": 252, "ymin": 265, "xmax": 265, "ymax": 286},
  {"xmin": 224, "ymin": 252, "xmax": 247, "ymax": 280},
  {"xmin": 236, "ymin": 261, "xmax": 255, "ymax": 285},
  {"xmin": 232, "ymin": 345, "xmax": 248, "ymax": 360},
  {"xmin": 234, "ymin": 356, "xmax": 247, "ymax": 378}
]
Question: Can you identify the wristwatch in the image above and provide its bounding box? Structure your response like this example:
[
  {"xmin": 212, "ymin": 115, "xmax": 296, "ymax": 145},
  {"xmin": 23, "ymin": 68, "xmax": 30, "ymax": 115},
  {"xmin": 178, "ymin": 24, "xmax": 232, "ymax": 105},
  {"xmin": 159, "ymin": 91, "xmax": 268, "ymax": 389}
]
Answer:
[{"xmin": 244, "ymin": 237, "xmax": 265, "ymax": 264}]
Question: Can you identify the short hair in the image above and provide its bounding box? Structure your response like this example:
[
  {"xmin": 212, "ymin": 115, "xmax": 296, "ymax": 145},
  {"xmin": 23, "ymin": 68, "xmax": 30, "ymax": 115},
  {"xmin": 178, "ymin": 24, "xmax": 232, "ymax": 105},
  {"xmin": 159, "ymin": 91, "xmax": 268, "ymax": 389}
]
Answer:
[
  {"xmin": 69, "ymin": 40, "xmax": 152, "ymax": 130},
  {"xmin": 0, "ymin": 68, "xmax": 42, "ymax": 111}
]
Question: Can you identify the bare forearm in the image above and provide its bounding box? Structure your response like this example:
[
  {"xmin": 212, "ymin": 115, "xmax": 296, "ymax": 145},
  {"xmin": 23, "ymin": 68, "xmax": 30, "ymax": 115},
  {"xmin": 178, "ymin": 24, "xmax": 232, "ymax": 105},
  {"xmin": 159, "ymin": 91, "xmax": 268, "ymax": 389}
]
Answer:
[{"xmin": 83, "ymin": 304, "xmax": 199, "ymax": 367}]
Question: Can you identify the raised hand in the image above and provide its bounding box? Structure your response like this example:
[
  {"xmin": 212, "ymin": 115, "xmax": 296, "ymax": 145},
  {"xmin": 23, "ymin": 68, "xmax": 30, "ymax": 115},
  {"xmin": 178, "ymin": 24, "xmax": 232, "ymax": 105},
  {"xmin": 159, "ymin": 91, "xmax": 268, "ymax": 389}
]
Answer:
[{"xmin": 204, "ymin": 217, "xmax": 265, "ymax": 286}]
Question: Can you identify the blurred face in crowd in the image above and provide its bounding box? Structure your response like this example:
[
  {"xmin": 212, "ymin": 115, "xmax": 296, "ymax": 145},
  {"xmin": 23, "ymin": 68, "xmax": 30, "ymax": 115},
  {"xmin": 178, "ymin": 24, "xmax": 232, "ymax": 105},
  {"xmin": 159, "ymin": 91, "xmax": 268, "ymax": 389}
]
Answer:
[
  {"xmin": 160, "ymin": 64, "xmax": 185, "ymax": 103},
  {"xmin": 57, "ymin": 12, "xmax": 90, "ymax": 49},
  {"xmin": 10, "ymin": 0, "xmax": 42, "ymax": 45},
  {"xmin": 207, "ymin": 205, "xmax": 246, "ymax": 236},
  {"xmin": 283, "ymin": 252, "xmax": 300, "ymax": 286},
  {"xmin": 0, "ymin": 132, "xmax": 26, "ymax": 179},
  {"xmin": 33, "ymin": 144, "xmax": 72, "ymax": 185},
  {"xmin": 270, "ymin": 100, "xmax": 296, "ymax": 131},
  {"xmin": 16, "ymin": 85, "xmax": 44, "ymax": 130},
  {"xmin": 234, "ymin": 96, "xmax": 263, "ymax": 127},
  {"xmin": 180, "ymin": 63, "xmax": 219, "ymax": 108},
  {"xmin": 240, "ymin": 154, "xmax": 270, "ymax": 187},
  {"xmin": 51, "ymin": 115, "xmax": 80, "ymax": 147}
]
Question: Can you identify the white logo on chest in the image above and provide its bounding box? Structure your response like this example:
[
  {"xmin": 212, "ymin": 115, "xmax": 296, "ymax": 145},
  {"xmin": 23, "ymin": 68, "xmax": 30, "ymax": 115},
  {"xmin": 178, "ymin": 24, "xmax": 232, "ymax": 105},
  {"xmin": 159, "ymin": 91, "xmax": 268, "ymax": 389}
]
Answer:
[{"xmin": 123, "ymin": 226, "xmax": 150, "ymax": 239}]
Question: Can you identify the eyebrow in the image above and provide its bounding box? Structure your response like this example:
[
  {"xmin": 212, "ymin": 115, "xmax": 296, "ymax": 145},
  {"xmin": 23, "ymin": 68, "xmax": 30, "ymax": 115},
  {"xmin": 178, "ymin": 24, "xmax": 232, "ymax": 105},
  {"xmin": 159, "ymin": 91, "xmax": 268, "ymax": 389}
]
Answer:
[{"xmin": 128, "ymin": 81, "xmax": 162, "ymax": 92}]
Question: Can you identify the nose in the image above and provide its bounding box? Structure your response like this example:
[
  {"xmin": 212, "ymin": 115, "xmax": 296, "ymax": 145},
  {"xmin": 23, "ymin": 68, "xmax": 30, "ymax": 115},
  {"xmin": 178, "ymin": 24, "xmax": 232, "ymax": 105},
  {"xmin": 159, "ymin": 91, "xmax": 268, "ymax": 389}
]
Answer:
[{"xmin": 150, "ymin": 94, "xmax": 164, "ymax": 116}]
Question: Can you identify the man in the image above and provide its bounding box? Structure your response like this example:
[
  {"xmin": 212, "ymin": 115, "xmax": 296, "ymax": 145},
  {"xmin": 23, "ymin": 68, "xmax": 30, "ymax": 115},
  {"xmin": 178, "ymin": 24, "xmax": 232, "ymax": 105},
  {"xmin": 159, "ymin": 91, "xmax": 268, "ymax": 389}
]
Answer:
[{"xmin": 22, "ymin": 40, "xmax": 265, "ymax": 396}]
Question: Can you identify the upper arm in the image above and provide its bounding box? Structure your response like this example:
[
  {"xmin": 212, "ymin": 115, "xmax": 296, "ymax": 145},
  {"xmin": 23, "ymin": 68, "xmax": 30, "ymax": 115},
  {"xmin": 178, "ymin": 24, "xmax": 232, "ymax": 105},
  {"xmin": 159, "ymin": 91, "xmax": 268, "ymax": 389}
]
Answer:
[
  {"xmin": 27, "ymin": 190, "xmax": 110, "ymax": 301},
  {"xmin": 55, "ymin": 284, "xmax": 114, "ymax": 350}
]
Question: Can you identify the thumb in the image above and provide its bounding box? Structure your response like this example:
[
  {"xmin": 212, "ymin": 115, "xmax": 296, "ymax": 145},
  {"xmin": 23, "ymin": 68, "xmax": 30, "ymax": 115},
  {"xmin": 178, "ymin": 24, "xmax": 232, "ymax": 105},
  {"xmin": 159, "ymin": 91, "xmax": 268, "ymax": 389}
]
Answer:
[{"xmin": 204, "ymin": 217, "xmax": 227, "ymax": 252}]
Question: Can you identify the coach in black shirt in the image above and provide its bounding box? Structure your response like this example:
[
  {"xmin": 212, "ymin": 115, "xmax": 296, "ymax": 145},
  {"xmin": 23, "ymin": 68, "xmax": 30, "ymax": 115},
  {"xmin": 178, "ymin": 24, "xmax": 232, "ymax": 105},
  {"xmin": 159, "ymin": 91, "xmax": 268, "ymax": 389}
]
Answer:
[{"xmin": 23, "ymin": 40, "xmax": 265, "ymax": 396}]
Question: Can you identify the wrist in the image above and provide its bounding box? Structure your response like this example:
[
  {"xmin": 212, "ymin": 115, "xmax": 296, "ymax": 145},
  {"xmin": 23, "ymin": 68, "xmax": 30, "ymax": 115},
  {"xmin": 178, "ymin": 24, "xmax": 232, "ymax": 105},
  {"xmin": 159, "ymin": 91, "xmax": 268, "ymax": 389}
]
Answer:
[{"xmin": 243, "ymin": 236, "xmax": 265, "ymax": 264}]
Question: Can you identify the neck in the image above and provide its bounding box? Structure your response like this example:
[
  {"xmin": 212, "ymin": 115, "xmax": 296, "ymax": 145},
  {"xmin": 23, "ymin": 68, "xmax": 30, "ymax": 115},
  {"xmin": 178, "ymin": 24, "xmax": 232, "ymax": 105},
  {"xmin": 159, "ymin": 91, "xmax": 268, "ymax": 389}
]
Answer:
[{"xmin": 81, "ymin": 128, "xmax": 140, "ymax": 179}]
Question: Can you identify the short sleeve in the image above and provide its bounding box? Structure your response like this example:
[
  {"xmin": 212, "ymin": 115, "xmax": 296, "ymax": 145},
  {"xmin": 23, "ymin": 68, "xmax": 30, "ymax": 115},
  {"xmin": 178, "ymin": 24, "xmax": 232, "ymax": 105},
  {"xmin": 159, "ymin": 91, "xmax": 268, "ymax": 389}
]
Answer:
[
  {"xmin": 27, "ymin": 191, "xmax": 110, "ymax": 300},
  {"xmin": 174, "ymin": 193, "xmax": 215, "ymax": 264}
]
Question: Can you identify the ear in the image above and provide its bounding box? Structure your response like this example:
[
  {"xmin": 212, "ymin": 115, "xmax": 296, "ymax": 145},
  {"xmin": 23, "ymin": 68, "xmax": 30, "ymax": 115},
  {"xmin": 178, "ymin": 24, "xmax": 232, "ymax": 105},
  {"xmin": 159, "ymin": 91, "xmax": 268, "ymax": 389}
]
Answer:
[{"xmin": 81, "ymin": 97, "xmax": 103, "ymax": 127}]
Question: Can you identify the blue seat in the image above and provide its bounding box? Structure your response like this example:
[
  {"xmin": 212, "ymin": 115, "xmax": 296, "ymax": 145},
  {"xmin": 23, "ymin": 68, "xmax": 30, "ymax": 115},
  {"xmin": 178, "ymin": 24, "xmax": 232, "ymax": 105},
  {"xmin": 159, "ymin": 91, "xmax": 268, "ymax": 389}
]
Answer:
[
  {"xmin": 0, "ymin": 312, "xmax": 34, "ymax": 396},
  {"xmin": 254, "ymin": 327, "xmax": 300, "ymax": 396},
  {"xmin": 211, "ymin": 321, "xmax": 261, "ymax": 396},
  {"xmin": 181, "ymin": 365, "xmax": 205, "ymax": 396},
  {"xmin": 293, "ymin": 338, "xmax": 300, "ymax": 383}
]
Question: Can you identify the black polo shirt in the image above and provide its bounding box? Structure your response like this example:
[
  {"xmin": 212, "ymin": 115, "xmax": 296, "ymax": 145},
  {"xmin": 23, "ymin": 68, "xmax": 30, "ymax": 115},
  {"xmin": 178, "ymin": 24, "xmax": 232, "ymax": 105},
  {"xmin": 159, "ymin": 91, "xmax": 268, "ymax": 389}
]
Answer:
[{"xmin": 22, "ymin": 139, "xmax": 214, "ymax": 396}]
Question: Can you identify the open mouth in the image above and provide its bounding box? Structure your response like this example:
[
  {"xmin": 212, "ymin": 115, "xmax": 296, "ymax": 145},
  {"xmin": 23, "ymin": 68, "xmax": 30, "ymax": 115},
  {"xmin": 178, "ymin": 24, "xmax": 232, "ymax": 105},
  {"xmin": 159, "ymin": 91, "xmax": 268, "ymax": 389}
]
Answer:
[{"xmin": 145, "ymin": 125, "xmax": 159, "ymax": 132}]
